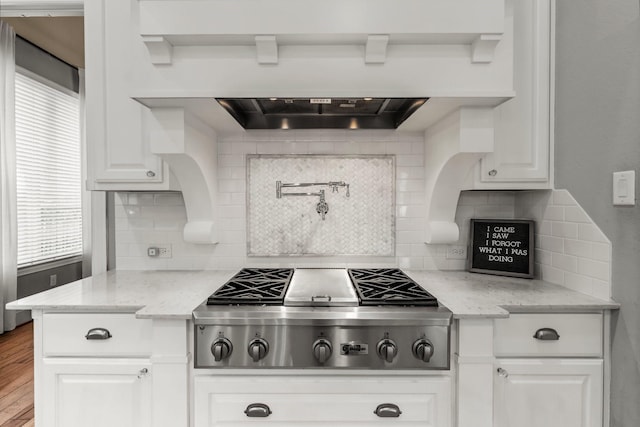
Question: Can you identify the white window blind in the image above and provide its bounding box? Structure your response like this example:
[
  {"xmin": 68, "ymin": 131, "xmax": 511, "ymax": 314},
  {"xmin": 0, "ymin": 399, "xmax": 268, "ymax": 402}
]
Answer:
[{"xmin": 15, "ymin": 71, "xmax": 82, "ymax": 268}]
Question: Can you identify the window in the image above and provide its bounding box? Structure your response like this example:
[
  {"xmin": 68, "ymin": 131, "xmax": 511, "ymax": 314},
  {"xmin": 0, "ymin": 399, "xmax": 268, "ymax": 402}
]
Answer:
[{"xmin": 15, "ymin": 70, "xmax": 82, "ymax": 268}]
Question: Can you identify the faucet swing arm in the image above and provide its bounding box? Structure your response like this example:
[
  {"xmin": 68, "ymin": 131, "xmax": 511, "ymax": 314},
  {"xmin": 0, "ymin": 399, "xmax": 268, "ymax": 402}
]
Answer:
[{"xmin": 275, "ymin": 181, "xmax": 350, "ymax": 220}]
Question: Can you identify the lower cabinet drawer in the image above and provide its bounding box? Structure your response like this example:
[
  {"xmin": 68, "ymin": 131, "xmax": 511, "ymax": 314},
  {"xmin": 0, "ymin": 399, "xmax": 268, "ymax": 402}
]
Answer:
[
  {"xmin": 42, "ymin": 313, "xmax": 152, "ymax": 357},
  {"xmin": 494, "ymin": 313, "xmax": 603, "ymax": 357},
  {"xmin": 194, "ymin": 375, "xmax": 451, "ymax": 426}
]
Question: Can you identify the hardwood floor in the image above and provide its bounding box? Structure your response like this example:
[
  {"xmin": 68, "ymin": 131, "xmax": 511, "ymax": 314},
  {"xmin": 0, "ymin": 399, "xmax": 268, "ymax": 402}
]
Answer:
[{"xmin": 0, "ymin": 323, "xmax": 34, "ymax": 427}]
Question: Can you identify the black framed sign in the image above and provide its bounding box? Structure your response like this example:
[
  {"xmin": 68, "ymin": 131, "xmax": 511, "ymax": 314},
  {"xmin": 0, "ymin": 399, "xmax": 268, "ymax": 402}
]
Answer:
[{"xmin": 468, "ymin": 219, "xmax": 535, "ymax": 278}]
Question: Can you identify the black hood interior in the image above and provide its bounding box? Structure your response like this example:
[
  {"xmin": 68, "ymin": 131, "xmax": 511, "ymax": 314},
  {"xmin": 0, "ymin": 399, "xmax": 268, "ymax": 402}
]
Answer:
[{"xmin": 216, "ymin": 97, "xmax": 428, "ymax": 130}]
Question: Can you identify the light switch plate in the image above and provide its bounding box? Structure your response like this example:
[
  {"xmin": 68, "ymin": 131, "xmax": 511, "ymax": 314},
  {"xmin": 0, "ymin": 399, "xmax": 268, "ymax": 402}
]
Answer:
[{"xmin": 613, "ymin": 170, "xmax": 635, "ymax": 206}]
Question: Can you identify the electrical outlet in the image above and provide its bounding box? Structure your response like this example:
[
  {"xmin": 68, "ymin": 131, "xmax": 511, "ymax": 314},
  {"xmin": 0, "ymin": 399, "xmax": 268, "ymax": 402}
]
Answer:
[
  {"xmin": 148, "ymin": 244, "xmax": 172, "ymax": 258},
  {"xmin": 49, "ymin": 274, "xmax": 57, "ymax": 287},
  {"xmin": 446, "ymin": 246, "xmax": 467, "ymax": 260}
]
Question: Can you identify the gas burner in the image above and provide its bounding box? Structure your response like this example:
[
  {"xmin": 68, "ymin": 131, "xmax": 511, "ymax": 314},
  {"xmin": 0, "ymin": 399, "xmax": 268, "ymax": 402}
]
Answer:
[
  {"xmin": 207, "ymin": 268, "xmax": 293, "ymax": 305},
  {"xmin": 348, "ymin": 268, "xmax": 438, "ymax": 306}
]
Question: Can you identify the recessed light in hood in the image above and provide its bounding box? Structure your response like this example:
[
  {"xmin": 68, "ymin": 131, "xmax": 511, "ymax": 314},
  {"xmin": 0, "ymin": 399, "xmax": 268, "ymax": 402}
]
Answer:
[{"xmin": 216, "ymin": 97, "xmax": 428, "ymax": 130}]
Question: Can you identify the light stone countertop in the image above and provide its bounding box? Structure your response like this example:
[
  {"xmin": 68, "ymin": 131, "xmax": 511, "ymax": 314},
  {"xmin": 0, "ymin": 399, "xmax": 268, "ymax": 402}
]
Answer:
[
  {"xmin": 5, "ymin": 270, "xmax": 236, "ymax": 319},
  {"xmin": 6, "ymin": 269, "xmax": 619, "ymax": 320},
  {"xmin": 404, "ymin": 270, "xmax": 619, "ymax": 318}
]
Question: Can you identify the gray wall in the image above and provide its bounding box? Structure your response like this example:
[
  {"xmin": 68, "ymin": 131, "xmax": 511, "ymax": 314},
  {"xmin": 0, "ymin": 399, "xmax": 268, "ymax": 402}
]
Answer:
[{"xmin": 554, "ymin": 1, "xmax": 640, "ymax": 426}]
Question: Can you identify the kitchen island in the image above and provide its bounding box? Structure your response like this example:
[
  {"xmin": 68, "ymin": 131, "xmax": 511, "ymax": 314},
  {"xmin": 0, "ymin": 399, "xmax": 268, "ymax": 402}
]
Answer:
[{"xmin": 6, "ymin": 269, "xmax": 618, "ymax": 427}]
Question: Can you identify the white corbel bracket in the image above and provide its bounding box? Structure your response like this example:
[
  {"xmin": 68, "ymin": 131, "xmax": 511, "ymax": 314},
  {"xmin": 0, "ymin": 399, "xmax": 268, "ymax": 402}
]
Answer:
[
  {"xmin": 255, "ymin": 35, "xmax": 278, "ymax": 64},
  {"xmin": 471, "ymin": 34, "xmax": 502, "ymax": 63},
  {"xmin": 365, "ymin": 35, "xmax": 389, "ymax": 64},
  {"xmin": 142, "ymin": 35, "xmax": 173, "ymax": 65},
  {"xmin": 424, "ymin": 107, "xmax": 495, "ymax": 244},
  {"xmin": 147, "ymin": 107, "xmax": 218, "ymax": 244}
]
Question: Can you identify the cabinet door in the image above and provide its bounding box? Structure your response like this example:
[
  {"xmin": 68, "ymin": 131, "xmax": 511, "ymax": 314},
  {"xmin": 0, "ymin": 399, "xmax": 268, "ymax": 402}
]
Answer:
[
  {"xmin": 494, "ymin": 359, "xmax": 603, "ymax": 427},
  {"xmin": 476, "ymin": 0, "xmax": 552, "ymax": 187},
  {"xmin": 42, "ymin": 358, "xmax": 152, "ymax": 427},
  {"xmin": 85, "ymin": 0, "xmax": 168, "ymax": 190}
]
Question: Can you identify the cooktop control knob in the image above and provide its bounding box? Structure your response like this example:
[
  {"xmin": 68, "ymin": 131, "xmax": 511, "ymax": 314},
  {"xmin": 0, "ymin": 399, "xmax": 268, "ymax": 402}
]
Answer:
[
  {"xmin": 313, "ymin": 338, "xmax": 333, "ymax": 364},
  {"xmin": 376, "ymin": 338, "xmax": 398, "ymax": 363},
  {"xmin": 412, "ymin": 339, "xmax": 434, "ymax": 363},
  {"xmin": 211, "ymin": 337, "xmax": 233, "ymax": 362},
  {"xmin": 248, "ymin": 338, "xmax": 269, "ymax": 362}
]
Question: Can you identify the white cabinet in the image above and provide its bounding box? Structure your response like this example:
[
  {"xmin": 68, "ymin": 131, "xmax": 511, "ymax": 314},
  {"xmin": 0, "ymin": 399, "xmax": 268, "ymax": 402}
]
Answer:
[
  {"xmin": 494, "ymin": 359, "xmax": 603, "ymax": 427},
  {"xmin": 194, "ymin": 374, "xmax": 452, "ymax": 426},
  {"xmin": 84, "ymin": 0, "xmax": 172, "ymax": 190},
  {"xmin": 493, "ymin": 313, "xmax": 604, "ymax": 427},
  {"xmin": 42, "ymin": 359, "xmax": 152, "ymax": 427},
  {"xmin": 35, "ymin": 312, "xmax": 155, "ymax": 427},
  {"xmin": 470, "ymin": 0, "xmax": 553, "ymax": 189}
]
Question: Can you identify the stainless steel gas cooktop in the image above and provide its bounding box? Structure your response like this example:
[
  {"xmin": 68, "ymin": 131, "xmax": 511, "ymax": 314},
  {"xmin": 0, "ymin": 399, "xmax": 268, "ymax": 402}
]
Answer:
[
  {"xmin": 194, "ymin": 268, "xmax": 451, "ymax": 370},
  {"xmin": 206, "ymin": 267, "xmax": 439, "ymax": 307}
]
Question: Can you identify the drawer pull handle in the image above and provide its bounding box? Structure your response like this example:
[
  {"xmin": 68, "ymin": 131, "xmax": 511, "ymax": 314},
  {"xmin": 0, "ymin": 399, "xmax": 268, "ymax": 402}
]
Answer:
[
  {"xmin": 374, "ymin": 403, "xmax": 402, "ymax": 418},
  {"xmin": 533, "ymin": 327, "xmax": 560, "ymax": 341},
  {"xmin": 85, "ymin": 328, "xmax": 112, "ymax": 340},
  {"xmin": 244, "ymin": 403, "xmax": 271, "ymax": 417}
]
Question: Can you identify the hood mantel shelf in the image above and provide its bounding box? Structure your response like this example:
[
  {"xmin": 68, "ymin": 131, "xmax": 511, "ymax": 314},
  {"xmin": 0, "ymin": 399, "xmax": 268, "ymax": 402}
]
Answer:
[
  {"xmin": 138, "ymin": 0, "xmax": 505, "ymax": 65},
  {"xmin": 424, "ymin": 107, "xmax": 495, "ymax": 244},
  {"xmin": 147, "ymin": 107, "xmax": 219, "ymax": 244}
]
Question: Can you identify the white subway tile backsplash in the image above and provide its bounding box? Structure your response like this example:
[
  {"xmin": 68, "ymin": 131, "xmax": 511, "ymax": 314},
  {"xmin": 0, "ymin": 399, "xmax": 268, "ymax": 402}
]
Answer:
[
  {"xmin": 551, "ymin": 253, "xmax": 578, "ymax": 273},
  {"xmin": 359, "ymin": 142, "xmax": 387, "ymax": 154},
  {"xmin": 218, "ymin": 180, "xmax": 245, "ymax": 193},
  {"xmin": 218, "ymin": 154, "xmax": 245, "ymax": 167},
  {"xmin": 386, "ymin": 141, "xmax": 412, "ymax": 154},
  {"xmin": 535, "ymin": 249, "xmax": 552, "ymax": 265},
  {"xmin": 458, "ymin": 192, "xmax": 489, "ymax": 206},
  {"xmin": 154, "ymin": 193, "xmax": 184, "ymax": 206},
  {"xmin": 231, "ymin": 142, "xmax": 258, "ymax": 154},
  {"xmin": 126, "ymin": 193, "xmax": 155, "ymax": 206},
  {"xmin": 487, "ymin": 192, "xmax": 515, "ymax": 205},
  {"xmin": 473, "ymin": 205, "xmax": 515, "ymax": 219},
  {"xmin": 543, "ymin": 205, "xmax": 564, "ymax": 221},
  {"xmin": 397, "ymin": 180, "xmax": 423, "ymax": 192},
  {"xmin": 591, "ymin": 243, "xmax": 610, "ymax": 262},
  {"xmin": 114, "ymin": 135, "xmax": 611, "ymax": 303},
  {"xmin": 564, "ymin": 206, "xmax": 590, "ymax": 223},
  {"xmin": 538, "ymin": 220, "xmax": 552, "ymax": 236},
  {"xmin": 540, "ymin": 265, "xmax": 564, "ymax": 284},
  {"xmin": 552, "ymin": 189, "xmax": 575, "ymax": 206},
  {"xmin": 539, "ymin": 235, "xmax": 563, "ymax": 253},
  {"xmin": 307, "ymin": 142, "xmax": 335, "ymax": 153},
  {"xmin": 128, "ymin": 218, "xmax": 155, "ymax": 230},
  {"xmin": 578, "ymin": 223, "xmax": 609, "ymax": 243},
  {"xmin": 551, "ymin": 222, "xmax": 578, "ymax": 239},
  {"xmin": 396, "ymin": 167, "xmax": 425, "ymax": 180},
  {"xmin": 577, "ymin": 258, "xmax": 610, "ymax": 281},
  {"xmin": 395, "ymin": 154, "xmax": 424, "ymax": 167},
  {"xmin": 154, "ymin": 219, "xmax": 186, "ymax": 231},
  {"xmin": 563, "ymin": 272, "xmax": 591, "ymax": 293},
  {"xmin": 218, "ymin": 205, "xmax": 245, "ymax": 218},
  {"xmin": 564, "ymin": 239, "xmax": 592, "ymax": 258}
]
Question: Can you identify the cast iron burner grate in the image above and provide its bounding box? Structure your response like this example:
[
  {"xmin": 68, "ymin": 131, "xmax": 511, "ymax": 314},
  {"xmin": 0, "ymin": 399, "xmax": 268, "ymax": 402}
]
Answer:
[
  {"xmin": 348, "ymin": 268, "xmax": 438, "ymax": 306},
  {"xmin": 207, "ymin": 268, "xmax": 294, "ymax": 305}
]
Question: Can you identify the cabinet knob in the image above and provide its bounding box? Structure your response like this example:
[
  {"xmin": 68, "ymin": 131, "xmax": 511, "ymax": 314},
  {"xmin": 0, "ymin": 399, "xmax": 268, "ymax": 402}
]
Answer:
[
  {"xmin": 146, "ymin": 170, "xmax": 156, "ymax": 178},
  {"xmin": 137, "ymin": 368, "xmax": 148, "ymax": 379},
  {"xmin": 497, "ymin": 367, "xmax": 509, "ymax": 378},
  {"xmin": 488, "ymin": 169, "xmax": 498, "ymax": 177}
]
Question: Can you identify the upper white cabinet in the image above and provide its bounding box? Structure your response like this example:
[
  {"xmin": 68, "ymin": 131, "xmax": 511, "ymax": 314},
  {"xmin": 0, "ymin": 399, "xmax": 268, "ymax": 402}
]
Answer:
[
  {"xmin": 467, "ymin": 0, "xmax": 553, "ymax": 189},
  {"xmin": 85, "ymin": 0, "xmax": 173, "ymax": 191}
]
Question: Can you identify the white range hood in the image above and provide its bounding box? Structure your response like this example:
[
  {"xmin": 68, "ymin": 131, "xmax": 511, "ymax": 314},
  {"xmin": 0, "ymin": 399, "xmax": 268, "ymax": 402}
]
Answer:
[{"xmin": 126, "ymin": 0, "xmax": 515, "ymax": 244}]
